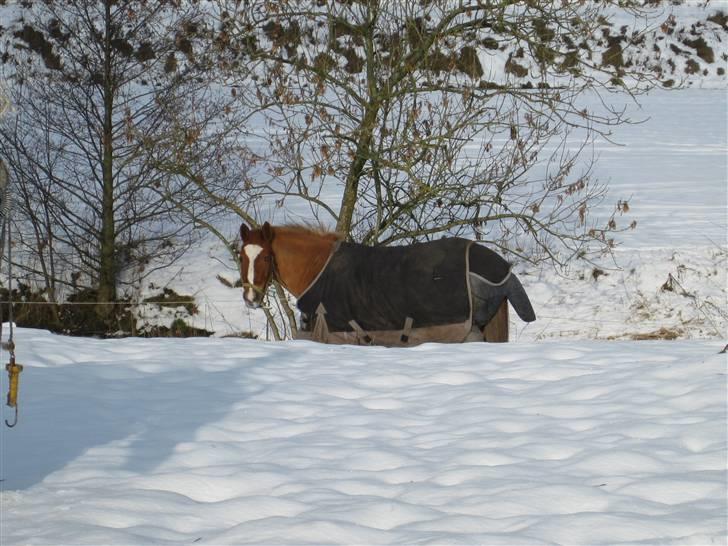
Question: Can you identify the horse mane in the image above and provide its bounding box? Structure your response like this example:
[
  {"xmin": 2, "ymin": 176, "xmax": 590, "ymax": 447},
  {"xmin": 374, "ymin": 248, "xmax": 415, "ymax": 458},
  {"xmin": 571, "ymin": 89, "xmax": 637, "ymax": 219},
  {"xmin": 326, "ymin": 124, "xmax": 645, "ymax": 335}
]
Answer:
[
  {"xmin": 267, "ymin": 222, "xmax": 342, "ymax": 296},
  {"xmin": 278, "ymin": 223, "xmax": 343, "ymax": 242}
]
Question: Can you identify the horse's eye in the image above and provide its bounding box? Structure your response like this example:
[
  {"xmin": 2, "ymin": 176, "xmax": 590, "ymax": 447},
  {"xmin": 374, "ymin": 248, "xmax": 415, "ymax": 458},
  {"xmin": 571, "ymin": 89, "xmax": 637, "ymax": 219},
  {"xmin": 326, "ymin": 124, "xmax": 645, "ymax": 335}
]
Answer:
[{"xmin": 263, "ymin": 255, "xmax": 272, "ymax": 262}]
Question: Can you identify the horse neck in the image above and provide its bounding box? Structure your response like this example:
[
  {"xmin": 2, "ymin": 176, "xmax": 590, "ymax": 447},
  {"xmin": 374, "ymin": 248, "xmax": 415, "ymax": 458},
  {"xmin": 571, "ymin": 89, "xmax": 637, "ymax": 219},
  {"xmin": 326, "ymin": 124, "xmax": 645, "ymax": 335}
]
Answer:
[{"xmin": 272, "ymin": 228, "xmax": 338, "ymax": 297}]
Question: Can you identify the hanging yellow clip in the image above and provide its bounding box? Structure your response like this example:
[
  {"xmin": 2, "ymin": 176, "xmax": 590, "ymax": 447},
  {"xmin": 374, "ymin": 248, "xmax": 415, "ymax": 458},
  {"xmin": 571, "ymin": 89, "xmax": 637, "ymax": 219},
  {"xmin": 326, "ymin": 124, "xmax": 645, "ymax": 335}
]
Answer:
[{"xmin": 5, "ymin": 348, "xmax": 22, "ymax": 428}]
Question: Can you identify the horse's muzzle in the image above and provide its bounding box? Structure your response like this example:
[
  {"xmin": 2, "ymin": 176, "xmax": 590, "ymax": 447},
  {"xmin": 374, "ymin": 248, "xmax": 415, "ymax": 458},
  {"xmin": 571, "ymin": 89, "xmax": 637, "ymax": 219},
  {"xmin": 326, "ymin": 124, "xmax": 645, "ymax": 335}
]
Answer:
[{"xmin": 243, "ymin": 287, "xmax": 263, "ymax": 309}]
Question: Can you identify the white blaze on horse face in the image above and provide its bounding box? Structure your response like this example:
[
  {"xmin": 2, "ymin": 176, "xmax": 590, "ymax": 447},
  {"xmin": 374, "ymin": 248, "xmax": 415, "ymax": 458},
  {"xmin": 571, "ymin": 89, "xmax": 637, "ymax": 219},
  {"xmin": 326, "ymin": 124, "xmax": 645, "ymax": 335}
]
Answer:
[{"xmin": 244, "ymin": 244, "xmax": 263, "ymax": 303}]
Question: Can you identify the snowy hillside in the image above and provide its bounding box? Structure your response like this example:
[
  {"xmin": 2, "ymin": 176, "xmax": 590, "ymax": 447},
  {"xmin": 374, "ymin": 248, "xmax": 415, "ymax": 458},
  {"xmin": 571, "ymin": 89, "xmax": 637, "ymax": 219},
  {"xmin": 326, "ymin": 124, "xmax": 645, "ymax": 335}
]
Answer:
[
  {"xmin": 2, "ymin": 1, "xmax": 726, "ymax": 89},
  {"xmin": 1, "ymin": 330, "xmax": 726, "ymax": 544}
]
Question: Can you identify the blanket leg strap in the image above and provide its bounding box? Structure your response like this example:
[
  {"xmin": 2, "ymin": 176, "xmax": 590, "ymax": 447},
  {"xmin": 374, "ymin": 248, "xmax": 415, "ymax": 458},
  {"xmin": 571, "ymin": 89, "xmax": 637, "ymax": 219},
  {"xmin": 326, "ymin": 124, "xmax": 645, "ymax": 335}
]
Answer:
[
  {"xmin": 400, "ymin": 317, "xmax": 414, "ymax": 344},
  {"xmin": 348, "ymin": 320, "xmax": 373, "ymax": 345},
  {"xmin": 312, "ymin": 304, "xmax": 330, "ymax": 343}
]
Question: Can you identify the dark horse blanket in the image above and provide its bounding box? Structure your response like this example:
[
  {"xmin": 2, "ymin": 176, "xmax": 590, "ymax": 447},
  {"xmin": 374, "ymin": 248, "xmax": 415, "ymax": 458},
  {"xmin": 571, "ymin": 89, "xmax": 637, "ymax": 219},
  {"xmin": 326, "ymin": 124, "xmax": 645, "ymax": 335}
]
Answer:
[{"xmin": 296, "ymin": 237, "xmax": 522, "ymax": 345}]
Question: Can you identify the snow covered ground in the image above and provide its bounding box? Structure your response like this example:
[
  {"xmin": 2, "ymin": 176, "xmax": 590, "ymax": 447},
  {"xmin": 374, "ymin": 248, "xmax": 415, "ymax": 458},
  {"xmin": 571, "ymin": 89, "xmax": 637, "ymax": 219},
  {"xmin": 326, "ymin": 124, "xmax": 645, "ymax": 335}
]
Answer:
[
  {"xmin": 1, "ymin": 78, "xmax": 727, "ymax": 546},
  {"xmin": 1, "ymin": 331, "xmax": 726, "ymax": 544}
]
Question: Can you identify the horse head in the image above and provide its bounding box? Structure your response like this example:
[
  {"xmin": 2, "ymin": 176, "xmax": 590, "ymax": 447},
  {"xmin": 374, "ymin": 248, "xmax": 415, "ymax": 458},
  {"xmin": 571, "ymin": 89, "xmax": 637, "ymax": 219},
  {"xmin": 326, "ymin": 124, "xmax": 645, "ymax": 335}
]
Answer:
[{"xmin": 239, "ymin": 222, "xmax": 275, "ymax": 308}]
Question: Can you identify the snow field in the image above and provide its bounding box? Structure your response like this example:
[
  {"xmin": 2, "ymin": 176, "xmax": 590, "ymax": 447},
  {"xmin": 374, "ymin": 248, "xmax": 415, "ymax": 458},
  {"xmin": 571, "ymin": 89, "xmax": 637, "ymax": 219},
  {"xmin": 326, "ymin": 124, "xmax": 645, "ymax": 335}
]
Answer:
[
  {"xmin": 1, "ymin": 329, "xmax": 726, "ymax": 544},
  {"xmin": 0, "ymin": 12, "xmax": 724, "ymax": 545}
]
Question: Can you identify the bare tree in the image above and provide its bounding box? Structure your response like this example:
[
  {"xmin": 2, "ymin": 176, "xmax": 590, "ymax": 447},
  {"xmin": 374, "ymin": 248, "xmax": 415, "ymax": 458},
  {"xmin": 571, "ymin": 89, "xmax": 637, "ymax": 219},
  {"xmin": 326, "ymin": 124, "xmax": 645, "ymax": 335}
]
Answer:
[
  {"xmin": 0, "ymin": 0, "xmax": 227, "ymax": 316},
  {"xmin": 209, "ymin": 0, "xmax": 665, "ymax": 267}
]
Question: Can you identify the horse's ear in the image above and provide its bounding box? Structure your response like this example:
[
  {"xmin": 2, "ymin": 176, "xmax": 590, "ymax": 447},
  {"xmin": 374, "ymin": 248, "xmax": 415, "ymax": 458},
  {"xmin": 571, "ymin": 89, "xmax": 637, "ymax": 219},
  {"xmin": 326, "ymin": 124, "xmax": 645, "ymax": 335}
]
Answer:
[
  {"xmin": 262, "ymin": 222, "xmax": 274, "ymax": 242},
  {"xmin": 240, "ymin": 223, "xmax": 250, "ymax": 242}
]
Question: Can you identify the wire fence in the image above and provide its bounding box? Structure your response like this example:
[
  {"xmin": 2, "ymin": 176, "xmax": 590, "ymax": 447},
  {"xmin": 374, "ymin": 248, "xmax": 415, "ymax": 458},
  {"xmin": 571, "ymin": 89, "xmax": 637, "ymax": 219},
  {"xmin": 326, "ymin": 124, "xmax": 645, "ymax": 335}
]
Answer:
[{"xmin": 0, "ymin": 297, "xmax": 719, "ymax": 331}]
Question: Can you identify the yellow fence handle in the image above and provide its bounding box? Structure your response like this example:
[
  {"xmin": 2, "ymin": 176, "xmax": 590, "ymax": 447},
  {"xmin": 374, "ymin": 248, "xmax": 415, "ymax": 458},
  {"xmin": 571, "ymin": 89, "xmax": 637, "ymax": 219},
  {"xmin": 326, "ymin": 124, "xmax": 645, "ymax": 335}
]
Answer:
[{"xmin": 5, "ymin": 357, "xmax": 23, "ymax": 427}]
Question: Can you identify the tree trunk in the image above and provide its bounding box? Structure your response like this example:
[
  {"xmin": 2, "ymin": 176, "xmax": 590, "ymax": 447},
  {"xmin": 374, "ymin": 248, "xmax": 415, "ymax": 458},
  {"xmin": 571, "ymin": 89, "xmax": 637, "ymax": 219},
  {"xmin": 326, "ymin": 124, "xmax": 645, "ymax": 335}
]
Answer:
[
  {"xmin": 98, "ymin": 0, "xmax": 116, "ymax": 309},
  {"xmin": 335, "ymin": 101, "xmax": 380, "ymax": 237}
]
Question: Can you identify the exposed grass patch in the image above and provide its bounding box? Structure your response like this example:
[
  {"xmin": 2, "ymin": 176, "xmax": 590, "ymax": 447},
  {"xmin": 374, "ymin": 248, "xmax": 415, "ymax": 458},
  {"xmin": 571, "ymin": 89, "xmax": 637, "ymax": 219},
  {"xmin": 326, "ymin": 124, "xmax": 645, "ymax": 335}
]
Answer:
[
  {"xmin": 222, "ymin": 331, "xmax": 258, "ymax": 339},
  {"xmin": 707, "ymin": 11, "xmax": 728, "ymax": 30},
  {"xmin": 457, "ymin": 46, "xmax": 483, "ymax": 78},
  {"xmin": 143, "ymin": 288, "xmax": 198, "ymax": 315},
  {"xmin": 481, "ymin": 37, "xmax": 499, "ymax": 50},
  {"xmin": 682, "ymin": 36, "xmax": 715, "ymax": 63},
  {"xmin": 141, "ymin": 318, "xmax": 213, "ymax": 338},
  {"xmin": 335, "ymin": 45, "xmax": 365, "ymax": 74},
  {"xmin": 628, "ymin": 327, "xmax": 682, "ymax": 341},
  {"xmin": 560, "ymin": 50, "xmax": 580, "ymax": 72},
  {"xmin": 602, "ymin": 35, "xmax": 625, "ymax": 68},
  {"xmin": 685, "ymin": 58, "xmax": 701, "ymax": 75},
  {"xmin": 0, "ymin": 284, "xmax": 62, "ymax": 331},
  {"xmin": 505, "ymin": 55, "xmax": 528, "ymax": 77},
  {"xmin": 0, "ymin": 284, "xmax": 214, "ymax": 339}
]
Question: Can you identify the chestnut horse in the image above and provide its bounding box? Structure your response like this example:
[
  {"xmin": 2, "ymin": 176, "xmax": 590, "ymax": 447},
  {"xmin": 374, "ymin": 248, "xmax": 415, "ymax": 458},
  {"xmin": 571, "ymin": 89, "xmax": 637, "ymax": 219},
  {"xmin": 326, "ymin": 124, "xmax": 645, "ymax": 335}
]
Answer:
[{"xmin": 239, "ymin": 222, "xmax": 535, "ymax": 345}]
